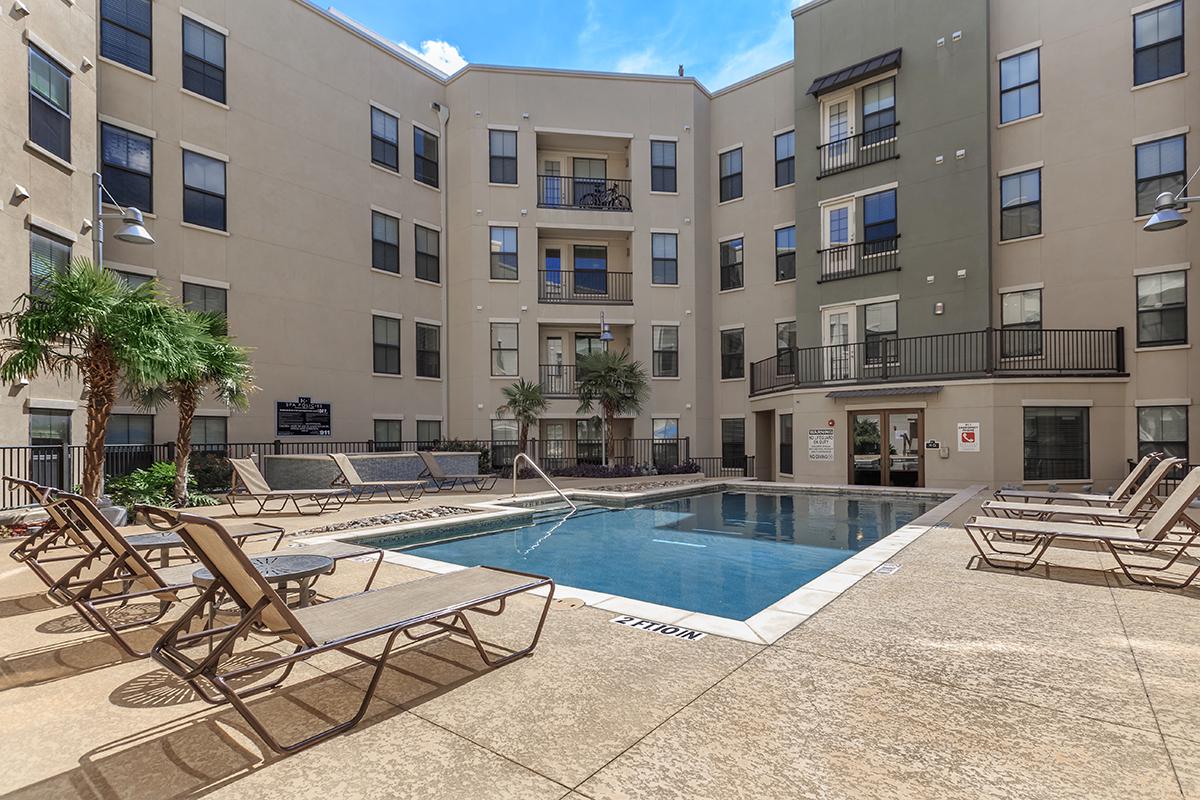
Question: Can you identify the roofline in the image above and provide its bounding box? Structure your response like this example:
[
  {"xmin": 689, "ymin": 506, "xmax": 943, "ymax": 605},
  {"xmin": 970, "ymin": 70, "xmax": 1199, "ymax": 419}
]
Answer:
[
  {"xmin": 296, "ymin": 1, "xmax": 452, "ymax": 82},
  {"xmin": 448, "ymin": 63, "xmax": 712, "ymax": 96},
  {"xmin": 710, "ymin": 60, "xmax": 794, "ymax": 98},
  {"xmin": 792, "ymin": 0, "xmax": 839, "ymax": 18}
]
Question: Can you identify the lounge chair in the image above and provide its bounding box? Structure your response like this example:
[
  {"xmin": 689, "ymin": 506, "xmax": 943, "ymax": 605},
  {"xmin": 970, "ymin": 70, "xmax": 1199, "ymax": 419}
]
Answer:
[
  {"xmin": 993, "ymin": 452, "xmax": 1164, "ymax": 506},
  {"xmin": 5, "ymin": 477, "xmax": 98, "ymax": 588},
  {"xmin": 328, "ymin": 453, "xmax": 424, "ymax": 502},
  {"xmin": 965, "ymin": 466, "xmax": 1200, "ymax": 588},
  {"xmin": 416, "ymin": 450, "xmax": 498, "ymax": 493},
  {"xmin": 152, "ymin": 512, "xmax": 553, "ymax": 754},
  {"xmin": 227, "ymin": 457, "xmax": 351, "ymax": 516}
]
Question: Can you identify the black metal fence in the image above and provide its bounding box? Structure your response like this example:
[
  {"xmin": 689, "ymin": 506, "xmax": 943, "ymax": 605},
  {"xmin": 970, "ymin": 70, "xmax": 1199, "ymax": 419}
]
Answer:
[
  {"xmin": 538, "ymin": 270, "xmax": 633, "ymax": 304},
  {"xmin": 1127, "ymin": 457, "xmax": 1190, "ymax": 496},
  {"xmin": 817, "ymin": 236, "xmax": 901, "ymax": 282},
  {"xmin": 750, "ymin": 327, "xmax": 1126, "ymax": 396},
  {"xmin": 537, "ymin": 175, "xmax": 632, "ymax": 211},
  {"xmin": 539, "ymin": 364, "xmax": 578, "ymax": 397},
  {"xmin": 817, "ymin": 123, "xmax": 900, "ymax": 178}
]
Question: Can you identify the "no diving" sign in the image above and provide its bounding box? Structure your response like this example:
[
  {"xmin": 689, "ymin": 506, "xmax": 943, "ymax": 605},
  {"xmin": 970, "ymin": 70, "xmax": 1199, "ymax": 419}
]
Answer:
[{"xmin": 611, "ymin": 615, "xmax": 706, "ymax": 640}]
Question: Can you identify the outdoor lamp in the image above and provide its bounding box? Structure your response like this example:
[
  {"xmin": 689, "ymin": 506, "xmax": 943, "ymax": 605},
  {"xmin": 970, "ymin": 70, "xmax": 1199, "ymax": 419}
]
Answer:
[
  {"xmin": 1145, "ymin": 164, "xmax": 1200, "ymax": 232},
  {"xmin": 93, "ymin": 172, "xmax": 154, "ymax": 268},
  {"xmin": 112, "ymin": 206, "xmax": 155, "ymax": 245},
  {"xmin": 599, "ymin": 311, "xmax": 614, "ymax": 342}
]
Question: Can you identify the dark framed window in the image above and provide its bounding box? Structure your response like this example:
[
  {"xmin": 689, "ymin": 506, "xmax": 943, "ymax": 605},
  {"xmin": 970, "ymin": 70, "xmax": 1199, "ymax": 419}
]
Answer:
[
  {"xmin": 775, "ymin": 226, "xmax": 796, "ymax": 281},
  {"xmin": 1000, "ymin": 288, "xmax": 1042, "ymax": 357},
  {"xmin": 374, "ymin": 418, "xmax": 402, "ymax": 448},
  {"xmin": 864, "ymin": 301, "xmax": 897, "ymax": 365},
  {"xmin": 776, "ymin": 321, "xmax": 797, "ymax": 376},
  {"xmin": 182, "ymin": 16, "xmax": 225, "ymax": 103},
  {"xmin": 1136, "ymin": 135, "xmax": 1186, "ymax": 216},
  {"xmin": 1137, "ymin": 270, "xmax": 1187, "ymax": 347},
  {"xmin": 416, "ymin": 419, "xmax": 441, "ymax": 445},
  {"xmin": 651, "ymin": 140, "xmax": 677, "ymax": 192},
  {"xmin": 182, "ymin": 150, "xmax": 226, "ymax": 231},
  {"xmin": 779, "ymin": 413, "xmax": 794, "ymax": 475},
  {"xmin": 491, "ymin": 322, "xmax": 518, "ymax": 376},
  {"xmin": 183, "ymin": 282, "xmax": 227, "ymax": 315},
  {"xmin": 490, "ymin": 226, "xmax": 518, "ymax": 280},
  {"xmin": 1024, "ymin": 407, "xmax": 1090, "ymax": 480},
  {"xmin": 415, "ymin": 322, "xmax": 441, "ymax": 378},
  {"xmin": 719, "ymin": 147, "xmax": 743, "ymax": 202},
  {"xmin": 413, "ymin": 125, "xmax": 439, "ymax": 187},
  {"xmin": 192, "ymin": 416, "xmax": 227, "ymax": 444},
  {"xmin": 573, "ymin": 245, "xmax": 608, "ymax": 294},
  {"xmin": 863, "ymin": 189, "xmax": 898, "ymax": 253},
  {"xmin": 370, "ymin": 107, "xmax": 398, "ymax": 171},
  {"xmin": 101, "ymin": 124, "xmax": 153, "ymax": 212},
  {"xmin": 111, "ymin": 269, "xmax": 151, "ymax": 288},
  {"xmin": 491, "ymin": 419, "xmax": 520, "ymax": 467},
  {"xmin": 774, "ymin": 131, "xmax": 795, "ymax": 187},
  {"xmin": 372, "ymin": 314, "xmax": 401, "ymax": 375},
  {"xmin": 720, "ymin": 328, "xmax": 744, "ymax": 380},
  {"xmin": 489, "ymin": 129, "xmax": 517, "ymax": 184},
  {"xmin": 371, "ymin": 211, "xmax": 399, "ymax": 273},
  {"xmin": 651, "ymin": 232, "xmax": 678, "ymax": 285},
  {"xmin": 30, "ymin": 228, "xmax": 71, "ymax": 291},
  {"xmin": 106, "ymin": 413, "xmax": 154, "ymax": 444},
  {"xmin": 1134, "ymin": 1, "xmax": 1184, "ymax": 86},
  {"xmin": 652, "ymin": 325, "xmax": 679, "ymax": 378},
  {"xmin": 721, "ymin": 418, "xmax": 746, "ymax": 469},
  {"xmin": 1000, "ymin": 168, "xmax": 1041, "ymax": 240},
  {"xmin": 415, "ymin": 224, "xmax": 440, "ymax": 283},
  {"xmin": 720, "ymin": 237, "xmax": 744, "ymax": 291},
  {"xmin": 999, "ymin": 48, "xmax": 1039, "ymax": 124},
  {"xmin": 652, "ymin": 418, "xmax": 681, "ymax": 467},
  {"xmin": 101, "ymin": 0, "xmax": 152, "ymax": 74},
  {"xmin": 28, "ymin": 46, "xmax": 71, "ymax": 162},
  {"xmin": 861, "ymin": 77, "xmax": 896, "ymax": 144},
  {"xmin": 1138, "ymin": 405, "xmax": 1188, "ymax": 460}
]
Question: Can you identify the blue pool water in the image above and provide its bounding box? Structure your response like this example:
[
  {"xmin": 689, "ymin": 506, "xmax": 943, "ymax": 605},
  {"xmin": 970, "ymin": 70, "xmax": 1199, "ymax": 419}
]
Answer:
[{"xmin": 401, "ymin": 491, "xmax": 931, "ymax": 620}]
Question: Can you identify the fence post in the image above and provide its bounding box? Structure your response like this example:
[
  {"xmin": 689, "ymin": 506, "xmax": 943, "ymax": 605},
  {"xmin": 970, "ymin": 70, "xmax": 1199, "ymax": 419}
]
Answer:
[
  {"xmin": 273, "ymin": 439, "xmax": 281, "ymax": 455},
  {"xmin": 685, "ymin": 436, "xmax": 691, "ymax": 463},
  {"xmin": 59, "ymin": 441, "xmax": 71, "ymax": 490},
  {"xmin": 984, "ymin": 327, "xmax": 995, "ymax": 374},
  {"xmin": 1115, "ymin": 326, "xmax": 1126, "ymax": 373}
]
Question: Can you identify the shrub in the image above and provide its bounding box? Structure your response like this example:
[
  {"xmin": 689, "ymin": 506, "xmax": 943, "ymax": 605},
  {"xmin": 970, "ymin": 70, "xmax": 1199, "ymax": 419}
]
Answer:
[
  {"xmin": 426, "ymin": 439, "xmax": 492, "ymax": 473},
  {"xmin": 189, "ymin": 450, "xmax": 233, "ymax": 493},
  {"xmin": 106, "ymin": 461, "xmax": 218, "ymax": 508}
]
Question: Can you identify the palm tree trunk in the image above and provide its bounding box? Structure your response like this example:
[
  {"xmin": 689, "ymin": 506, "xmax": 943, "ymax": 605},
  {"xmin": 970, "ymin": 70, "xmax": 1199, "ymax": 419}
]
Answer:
[
  {"xmin": 605, "ymin": 406, "xmax": 616, "ymax": 469},
  {"xmin": 80, "ymin": 347, "xmax": 118, "ymax": 500},
  {"xmin": 518, "ymin": 421, "xmax": 528, "ymax": 456},
  {"xmin": 174, "ymin": 390, "xmax": 197, "ymax": 506}
]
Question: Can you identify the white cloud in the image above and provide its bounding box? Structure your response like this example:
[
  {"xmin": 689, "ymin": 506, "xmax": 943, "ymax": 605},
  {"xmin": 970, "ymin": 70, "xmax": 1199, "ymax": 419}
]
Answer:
[
  {"xmin": 615, "ymin": 47, "xmax": 669, "ymax": 75},
  {"xmin": 398, "ymin": 39, "xmax": 468, "ymax": 76},
  {"xmin": 706, "ymin": 6, "xmax": 794, "ymax": 90}
]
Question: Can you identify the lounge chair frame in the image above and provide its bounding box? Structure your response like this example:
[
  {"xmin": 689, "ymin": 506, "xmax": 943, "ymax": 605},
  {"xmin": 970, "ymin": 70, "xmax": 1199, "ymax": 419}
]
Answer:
[
  {"xmin": 4, "ymin": 478, "xmax": 103, "ymax": 590},
  {"xmin": 416, "ymin": 450, "xmax": 498, "ymax": 493},
  {"xmin": 226, "ymin": 458, "xmax": 351, "ymax": 516},
  {"xmin": 327, "ymin": 453, "xmax": 424, "ymax": 503},
  {"xmin": 993, "ymin": 452, "xmax": 1165, "ymax": 506}
]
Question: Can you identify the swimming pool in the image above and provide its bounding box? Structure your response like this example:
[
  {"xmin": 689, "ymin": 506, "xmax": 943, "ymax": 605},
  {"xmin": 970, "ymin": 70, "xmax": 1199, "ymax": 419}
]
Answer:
[{"xmin": 395, "ymin": 490, "xmax": 932, "ymax": 620}]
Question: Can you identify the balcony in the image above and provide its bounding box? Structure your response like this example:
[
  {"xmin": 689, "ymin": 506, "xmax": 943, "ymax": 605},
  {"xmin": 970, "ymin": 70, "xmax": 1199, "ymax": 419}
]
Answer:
[
  {"xmin": 538, "ymin": 270, "xmax": 633, "ymax": 304},
  {"xmin": 818, "ymin": 237, "xmax": 900, "ymax": 282},
  {"xmin": 537, "ymin": 175, "xmax": 632, "ymax": 212},
  {"xmin": 539, "ymin": 363, "xmax": 578, "ymax": 397},
  {"xmin": 817, "ymin": 124, "xmax": 899, "ymax": 178},
  {"xmin": 749, "ymin": 327, "xmax": 1126, "ymax": 396}
]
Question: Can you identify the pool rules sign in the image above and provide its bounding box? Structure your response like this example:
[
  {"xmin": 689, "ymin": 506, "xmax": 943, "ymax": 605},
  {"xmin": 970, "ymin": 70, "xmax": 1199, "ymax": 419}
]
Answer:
[{"xmin": 957, "ymin": 422, "xmax": 981, "ymax": 452}]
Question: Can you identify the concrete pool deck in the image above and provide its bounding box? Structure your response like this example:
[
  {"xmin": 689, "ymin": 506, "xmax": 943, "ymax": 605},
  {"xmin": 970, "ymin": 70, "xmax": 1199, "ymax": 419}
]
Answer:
[{"xmin": 1, "ymin": 484, "xmax": 1198, "ymax": 798}]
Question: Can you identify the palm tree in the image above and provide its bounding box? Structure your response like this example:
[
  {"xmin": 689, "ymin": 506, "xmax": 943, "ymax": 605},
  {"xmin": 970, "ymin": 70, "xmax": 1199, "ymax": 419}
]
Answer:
[
  {"xmin": 0, "ymin": 259, "xmax": 192, "ymax": 499},
  {"xmin": 495, "ymin": 378, "xmax": 547, "ymax": 457},
  {"xmin": 131, "ymin": 311, "xmax": 256, "ymax": 506},
  {"xmin": 575, "ymin": 349, "xmax": 649, "ymax": 467}
]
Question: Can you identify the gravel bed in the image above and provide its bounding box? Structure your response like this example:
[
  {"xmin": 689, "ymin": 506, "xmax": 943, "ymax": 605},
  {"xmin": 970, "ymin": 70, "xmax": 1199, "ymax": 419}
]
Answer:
[{"xmin": 297, "ymin": 506, "xmax": 477, "ymax": 534}]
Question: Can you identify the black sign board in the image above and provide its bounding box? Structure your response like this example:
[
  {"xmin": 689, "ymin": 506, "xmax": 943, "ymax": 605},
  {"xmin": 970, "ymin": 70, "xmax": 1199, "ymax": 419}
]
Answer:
[{"xmin": 276, "ymin": 397, "xmax": 331, "ymax": 437}]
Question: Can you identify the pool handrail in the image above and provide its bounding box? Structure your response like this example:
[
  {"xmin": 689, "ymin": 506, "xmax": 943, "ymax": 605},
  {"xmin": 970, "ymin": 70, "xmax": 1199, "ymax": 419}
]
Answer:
[{"xmin": 511, "ymin": 452, "xmax": 577, "ymax": 512}]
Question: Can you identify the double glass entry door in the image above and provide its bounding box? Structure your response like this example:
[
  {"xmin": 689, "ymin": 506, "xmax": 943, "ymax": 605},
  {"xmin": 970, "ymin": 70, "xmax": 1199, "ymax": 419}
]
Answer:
[{"xmin": 850, "ymin": 410, "xmax": 923, "ymax": 487}]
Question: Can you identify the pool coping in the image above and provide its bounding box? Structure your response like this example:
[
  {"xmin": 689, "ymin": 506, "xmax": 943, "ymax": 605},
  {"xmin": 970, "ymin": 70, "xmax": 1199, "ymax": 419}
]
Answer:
[{"xmin": 292, "ymin": 481, "xmax": 985, "ymax": 645}]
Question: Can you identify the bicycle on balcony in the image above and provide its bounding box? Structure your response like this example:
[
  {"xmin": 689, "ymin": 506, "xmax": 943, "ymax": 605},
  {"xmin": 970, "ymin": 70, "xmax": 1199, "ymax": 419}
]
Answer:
[{"xmin": 577, "ymin": 181, "xmax": 631, "ymax": 211}]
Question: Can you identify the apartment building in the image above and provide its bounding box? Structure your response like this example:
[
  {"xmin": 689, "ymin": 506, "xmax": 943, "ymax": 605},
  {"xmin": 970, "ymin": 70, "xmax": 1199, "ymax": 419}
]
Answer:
[{"xmin": 0, "ymin": 0, "xmax": 1195, "ymax": 490}]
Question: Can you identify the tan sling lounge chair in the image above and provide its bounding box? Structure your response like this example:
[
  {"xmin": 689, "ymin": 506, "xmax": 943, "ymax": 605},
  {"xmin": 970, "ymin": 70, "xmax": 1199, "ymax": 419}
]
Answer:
[
  {"xmin": 992, "ymin": 452, "xmax": 1164, "ymax": 506},
  {"xmin": 152, "ymin": 512, "xmax": 553, "ymax": 754},
  {"xmin": 227, "ymin": 457, "xmax": 350, "ymax": 516},
  {"xmin": 416, "ymin": 450, "xmax": 498, "ymax": 493},
  {"xmin": 328, "ymin": 453, "xmax": 424, "ymax": 502}
]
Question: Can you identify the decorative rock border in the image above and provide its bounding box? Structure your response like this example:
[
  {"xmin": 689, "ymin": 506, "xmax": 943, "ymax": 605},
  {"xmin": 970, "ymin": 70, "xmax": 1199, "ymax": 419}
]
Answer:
[{"xmin": 297, "ymin": 505, "xmax": 478, "ymax": 535}]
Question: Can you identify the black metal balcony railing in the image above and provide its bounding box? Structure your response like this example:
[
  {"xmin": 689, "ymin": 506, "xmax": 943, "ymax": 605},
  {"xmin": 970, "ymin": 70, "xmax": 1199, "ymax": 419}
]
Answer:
[
  {"xmin": 539, "ymin": 363, "xmax": 578, "ymax": 397},
  {"xmin": 817, "ymin": 123, "xmax": 900, "ymax": 178},
  {"xmin": 538, "ymin": 270, "xmax": 633, "ymax": 304},
  {"xmin": 537, "ymin": 175, "xmax": 632, "ymax": 212},
  {"xmin": 818, "ymin": 236, "xmax": 900, "ymax": 282},
  {"xmin": 749, "ymin": 327, "xmax": 1126, "ymax": 396}
]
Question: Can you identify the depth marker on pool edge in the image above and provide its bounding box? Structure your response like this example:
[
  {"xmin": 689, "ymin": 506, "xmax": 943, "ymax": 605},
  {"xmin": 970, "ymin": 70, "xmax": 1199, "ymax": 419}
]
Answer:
[{"xmin": 611, "ymin": 616, "xmax": 706, "ymax": 640}]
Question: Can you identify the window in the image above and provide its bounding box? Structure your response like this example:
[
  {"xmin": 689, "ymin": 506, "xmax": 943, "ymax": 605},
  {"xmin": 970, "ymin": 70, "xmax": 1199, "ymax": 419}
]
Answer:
[
  {"xmin": 374, "ymin": 419, "xmax": 402, "ymax": 448},
  {"xmin": 491, "ymin": 419, "xmax": 519, "ymax": 467},
  {"xmin": 1137, "ymin": 270, "xmax": 1187, "ymax": 347},
  {"xmin": 1136, "ymin": 135, "xmax": 1186, "ymax": 216},
  {"xmin": 30, "ymin": 228, "xmax": 71, "ymax": 291},
  {"xmin": 1134, "ymin": 1, "xmax": 1184, "ymax": 86},
  {"xmin": 720, "ymin": 238, "xmax": 744, "ymax": 291},
  {"xmin": 719, "ymin": 148, "xmax": 743, "ymax": 202},
  {"xmin": 720, "ymin": 328, "xmax": 744, "ymax": 380},
  {"xmin": 864, "ymin": 301, "xmax": 897, "ymax": 365},
  {"xmin": 491, "ymin": 322, "xmax": 518, "ymax": 376},
  {"xmin": 30, "ymin": 408, "xmax": 72, "ymax": 486},
  {"xmin": 779, "ymin": 414, "xmax": 794, "ymax": 475},
  {"xmin": 416, "ymin": 419, "xmax": 441, "ymax": 446},
  {"xmin": 775, "ymin": 226, "xmax": 796, "ymax": 281},
  {"xmin": 101, "ymin": 0, "xmax": 152, "ymax": 74},
  {"xmin": 651, "ymin": 140, "xmax": 677, "ymax": 192},
  {"xmin": 372, "ymin": 315, "xmax": 401, "ymax": 375},
  {"xmin": 112, "ymin": 269, "xmax": 151, "ymax": 288},
  {"xmin": 776, "ymin": 321, "xmax": 797, "ymax": 376},
  {"xmin": 999, "ymin": 48, "xmax": 1039, "ymax": 124},
  {"xmin": 775, "ymin": 131, "xmax": 795, "ymax": 187},
  {"xmin": 371, "ymin": 211, "xmax": 399, "ymax": 273},
  {"xmin": 1139, "ymin": 405, "xmax": 1188, "ymax": 460},
  {"xmin": 1024, "ymin": 407, "xmax": 1090, "ymax": 480},
  {"xmin": 1000, "ymin": 168, "xmax": 1041, "ymax": 240},
  {"xmin": 101, "ymin": 124, "xmax": 153, "ymax": 212},
  {"xmin": 415, "ymin": 224, "xmax": 440, "ymax": 283},
  {"xmin": 192, "ymin": 415, "xmax": 227, "ymax": 444},
  {"xmin": 370, "ymin": 107, "xmax": 398, "ymax": 171},
  {"xmin": 415, "ymin": 322, "xmax": 441, "ymax": 378},
  {"xmin": 413, "ymin": 125, "xmax": 439, "ymax": 187},
  {"xmin": 651, "ymin": 232, "xmax": 678, "ymax": 285},
  {"xmin": 863, "ymin": 189, "xmax": 897, "ymax": 253},
  {"xmin": 182, "ymin": 150, "xmax": 226, "ymax": 231},
  {"xmin": 1000, "ymin": 289, "xmax": 1042, "ymax": 357},
  {"xmin": 106, "ymin": 413, "xmax": 154, "ymax": 445},
  {"xmin": 182, "ymin": 282, "xmax": 227, "ymax": 315},
  {"xmin": 721, "ymin": 418, "xmax": 746, "ymax": 469},
  {"xmin": 28, "ymin": 46, "xmax": 71, "ymax": 162},
  {"xmin": 862, "ymin": 77, "xmax": 896, "ymax": 144},
  {"xmin": 489, "ymin": 129, "xmax": 517, "ymax": 184},
  {"xmin": 652, "ymin": 325, "xmax": 679, "ymax": 378},
  {"xmin": 652, "ymin": 418, "xmax": 680, "ymax": 467},
  {"xmin": 490, "ymin": 226, "xmax": 518, "ymax": 280},
  {"xmin": 182, "ymin": 17, "xmax": 225, "ymax": 103},
  {"xmin": 574, "ymin": 245, "xmax": 608, "ymax": 294}
]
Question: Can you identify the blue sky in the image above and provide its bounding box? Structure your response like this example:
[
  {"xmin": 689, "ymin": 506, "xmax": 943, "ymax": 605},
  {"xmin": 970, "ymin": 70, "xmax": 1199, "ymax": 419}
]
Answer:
[{"xmin": 324, "ymin": 0, "xmax": 801, "ymax": 91}]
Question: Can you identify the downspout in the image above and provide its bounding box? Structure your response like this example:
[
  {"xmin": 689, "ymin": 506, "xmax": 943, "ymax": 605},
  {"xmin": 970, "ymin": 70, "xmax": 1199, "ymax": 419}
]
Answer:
[{"xmin": 432, "ymin": 101, "xmax": 450, "ymax": 433}]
